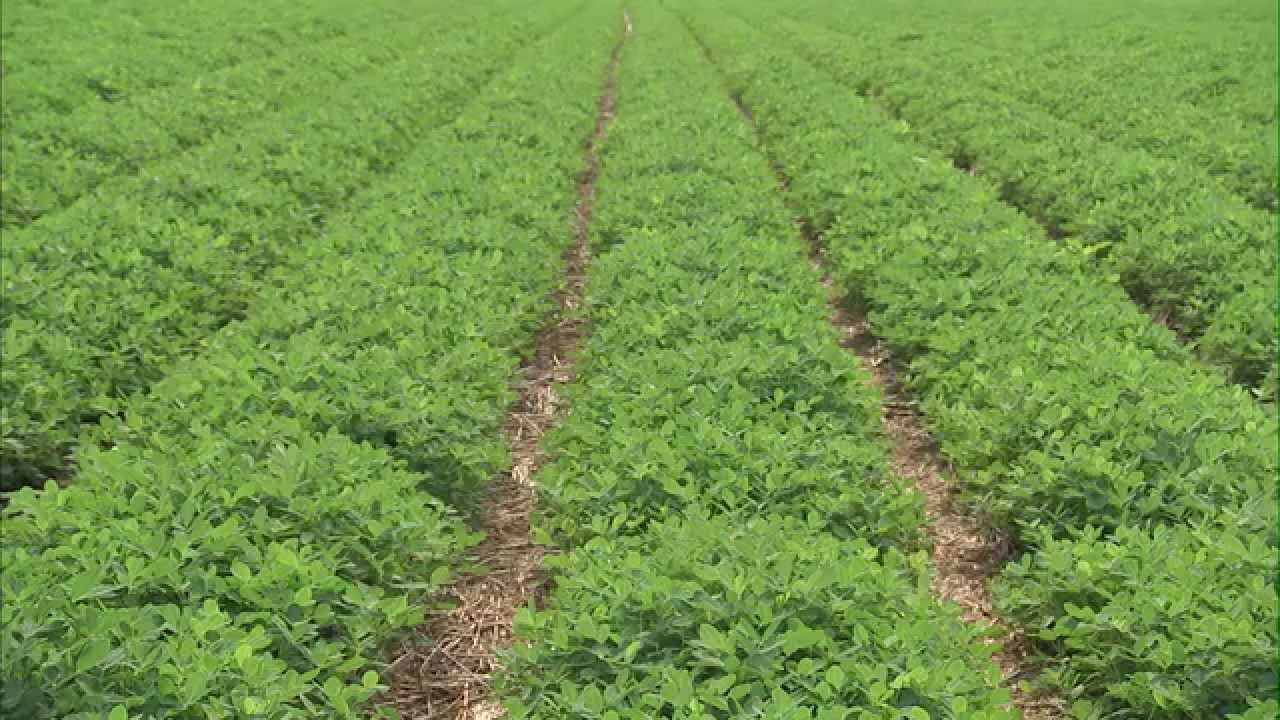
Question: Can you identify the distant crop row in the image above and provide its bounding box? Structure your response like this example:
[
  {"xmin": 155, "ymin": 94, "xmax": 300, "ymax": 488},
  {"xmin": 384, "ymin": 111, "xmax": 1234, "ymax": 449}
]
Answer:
[
  {"xmin": 2, "ymin": 0, "xmax": 346, "ymax": 120},
  {"xmin": 501, "ymin": 8, "xmax": 1019, "ymax": 717},
  {"xmin": 782, "ymin": 0, "xmax": 1278, "ymax": 212},
  {"xmin": 0, "ymin": 3, "xmax": 621, "ymax": 716},
  {"xmin": 681, "ymin": 4, "xmax": 1277, "ymax": 717},
  {"xmin": 762, "ymin": 13, "xmax": 1279, "ymax": 397},
  {"xmin": 2, "ymin": 0, "xmax": 458, "ymax": 228},
  {"xmin": 1, "ymin": 0, "xmax": 430, "ymax": 226},
  {"xmin": 1, "ymin": 0, "xmax": 575, "ymax": 488}
]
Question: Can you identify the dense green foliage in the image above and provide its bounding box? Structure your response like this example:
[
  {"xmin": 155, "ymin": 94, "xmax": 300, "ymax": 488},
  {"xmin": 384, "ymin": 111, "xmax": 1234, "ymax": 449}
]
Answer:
[
  {"xmin": 510, "ymin": 514, "xmax": 1009, "ymax": 719},
  {"xmin": 0, "ymin": 1, "xmax": 573, "ymax": 488},
  {"xmin": 2, "ymin": 0, "xmax": 369, "ymax": 165},
  {"xmin": 1, "ymin": 4, "xmax": 620, "ymax": 716},
  {"xmin": 754, "ymin": 11, "xmax": 1278, "ymax": 394},
  {"xmin": 998, "ymin": 521, "xmax": 1277, "ymax": 719},
  {"xmin": 5, "ymin": 434, "xmax": 469, "ymax": 718},
  {"xmin": 501, "ymin": 9, "xmax": 1016, "ymax": 717},
  {"xmin": 784, "ymin": 0, "xmax": 1278, "ymax": 212},
  {"xmin": 2, "ymin": 0, "xmax": 460, "ymax": 227},
  {"xmin": 3, "ymin": 0, "xmax": 1273, "ymax": 717},
  {"xmin": 676, "ymin": 4, "xmax": 1277, "ymax": 717}
]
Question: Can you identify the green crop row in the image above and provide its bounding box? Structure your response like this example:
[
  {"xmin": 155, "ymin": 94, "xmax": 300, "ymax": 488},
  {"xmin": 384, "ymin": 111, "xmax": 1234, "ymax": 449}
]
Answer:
[
  {"xmin": 678, "ymin": 5, "xmax": 1277, "ymax": 718},
  {"xmin": 1, "ymin": 0, "xmax": 456, "ymax": 227},
  {"xmin": 741, "ymin": 10, "xmax": 1278, "ymax": 395},
  {"xmin": 0, "ymin": 0, "xmax": 568, "ymax": 489},
  {"xmin": 499, "ymin": 7, "xmax": 1018, "ymax": 718},
  {"xmin": 996, "ymin": 522, "xmax": 1277, "ymax": 720},
  {"xmin": 984, "ymin": 53, "xmax": 1277, "ymax": 213},
  {"xmin": 781, "ymin": 0, "xmax": 1278, "ymax": 211},
  {"xmin": 0, "ymin": 4, "xmax": 619, "ymax": 717},
  {"xmin": 1, "ymin": 0, "xmax": 357, "ymax": 130}
]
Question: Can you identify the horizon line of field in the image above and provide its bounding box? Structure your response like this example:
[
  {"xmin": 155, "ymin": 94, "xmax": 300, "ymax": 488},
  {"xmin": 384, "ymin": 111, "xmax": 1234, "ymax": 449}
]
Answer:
[
  {"xmin": 773, "ymin": 8, "xmax": 1277, "ymax": 215},
  {"xmin": 0, "ymin": 0, "xmax": 407, "ymax": 116},
  {"xmin": 781, "ymin": 8, "xmax": 1277, "ymax": 216}
]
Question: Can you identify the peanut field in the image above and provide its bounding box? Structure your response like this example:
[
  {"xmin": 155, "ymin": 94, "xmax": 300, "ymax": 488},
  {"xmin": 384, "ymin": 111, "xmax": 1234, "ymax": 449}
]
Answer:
[{"xmin": 1, "ymin": 0, "xmax": 1276, "ymax": 718}]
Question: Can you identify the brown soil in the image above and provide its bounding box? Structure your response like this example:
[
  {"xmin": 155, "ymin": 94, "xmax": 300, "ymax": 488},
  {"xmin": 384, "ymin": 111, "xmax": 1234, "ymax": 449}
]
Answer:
[
  {"xmin": 832, "ymin": 309, "xmax": 1065, "ymax": 720},
  {"xmin": 385, "ymin": 13, "xmax": 631, "ymax": 720}
]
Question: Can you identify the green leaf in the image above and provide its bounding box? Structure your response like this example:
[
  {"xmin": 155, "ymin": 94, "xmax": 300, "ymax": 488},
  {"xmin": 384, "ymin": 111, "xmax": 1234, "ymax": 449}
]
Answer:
[
  {"xmin": 824, "ymin": 665, "xmax": 846, "ymax": 689},
  {"xmin": 623, "ymin": 640, "xmax": 644, "ymax": 662},
  {"xmin": 429, "ymin": 565, "xmax": 451, "ymax": 586},
  {"xmin": 1071, "ymin": 699, "xmax": 1099, "ymax": 719},
  {"xmin": 76, "ymin": 637, "xmax": 111, "ymax": 673},
  {"xmin": 698, "ymin": 623, "xmax": 733, "ymax": 654}
]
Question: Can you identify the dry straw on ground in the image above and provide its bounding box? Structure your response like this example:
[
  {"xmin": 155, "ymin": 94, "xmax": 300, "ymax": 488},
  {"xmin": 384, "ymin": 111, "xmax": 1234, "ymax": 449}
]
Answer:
[
  {"xmin": 831, "ymin": 305, "xmax": 1064, "ymax": 720},
  {"xmin": 727, "ymin": 83, "xmax": 1064, "ymax": 719},
  {"xmin": 387, "ymin": 14, "xmax": 631, "ymax": 720}
]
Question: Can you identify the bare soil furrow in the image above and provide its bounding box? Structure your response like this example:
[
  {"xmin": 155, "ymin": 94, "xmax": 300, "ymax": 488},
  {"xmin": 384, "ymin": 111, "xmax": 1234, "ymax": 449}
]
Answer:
[
  {"xmin": 387, "ymin": 14, "xmax": 631, "ymax": 720},
  {"xmin": 715, "ymin": 59, "xmax": 1065, "ymax": 720}
]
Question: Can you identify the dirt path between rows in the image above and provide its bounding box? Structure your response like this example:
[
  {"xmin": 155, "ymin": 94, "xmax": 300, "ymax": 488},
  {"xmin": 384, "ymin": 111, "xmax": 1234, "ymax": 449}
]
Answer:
[
  {"xmin": 823, "ymin": 301, "xmax": 1065, "ymax": 720},
  {"xmin": 762, "ymin": 141, "xmax": 1064, "ymax": 717},
  {"xmin": 711, "ymin": 65, "xmax": 1065, "ymax": 720},
  {"xmin": 386, "ymin": 13, "xmax": 630, "ymax": 720}
]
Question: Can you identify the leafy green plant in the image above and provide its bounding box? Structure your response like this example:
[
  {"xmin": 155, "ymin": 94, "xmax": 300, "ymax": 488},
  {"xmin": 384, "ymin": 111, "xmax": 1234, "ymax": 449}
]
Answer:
[
  {"xmin": 675, "ymin": 6, "xmax": 1278, "ymax": 717},
  {"xmin": 997, "ymin": 520, "xmax": 1278, "ymax": 719},
  {"xmin": 2, "ymin": 431, "xmax": 469, "ymax": 717},
  {"xmin": 506, "ymin": 513, "xmax": 1015, "ymax": 719},
  {"xmin": 1, "ymin": 5, "xmax": 621, "ymax": 716}
]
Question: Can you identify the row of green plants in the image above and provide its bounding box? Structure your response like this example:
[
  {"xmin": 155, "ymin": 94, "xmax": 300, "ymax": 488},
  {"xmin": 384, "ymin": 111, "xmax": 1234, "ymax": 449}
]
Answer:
[
  {"xmin": 500, "ymin": 7, "xmax": 1018, "ymax": 717},
  {"xmin": 978, "ymin": 47, "xmax": 1276, "ymax": 213},
  {"xmin": 0, "ymin": 0, "xmax": 567, "ymax": 489},
  {"xmin": 1, "ymin": 0, "xmax": 362, "ymax": 161},
  {"xmin": 782, "ymin": 0, "xmax": 1278, "ymax": 211},
  {"xmin": 745, "ymin": 10, "xmax": 1278, "ymax": 396},
  {"xmin": 679, "ymin": 6, "xmax": 1277, "ymax": 718},
  {"xmin": 878, "ymin": 0, "xmax": 1277, "ymax": 131},
  {"xmin": 0, "ymin": 4, "xmax": 620, "ymax": 716},
  {"xmin": 2, "ymin": 0, "xmax": 459, "ymax": 227}
]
